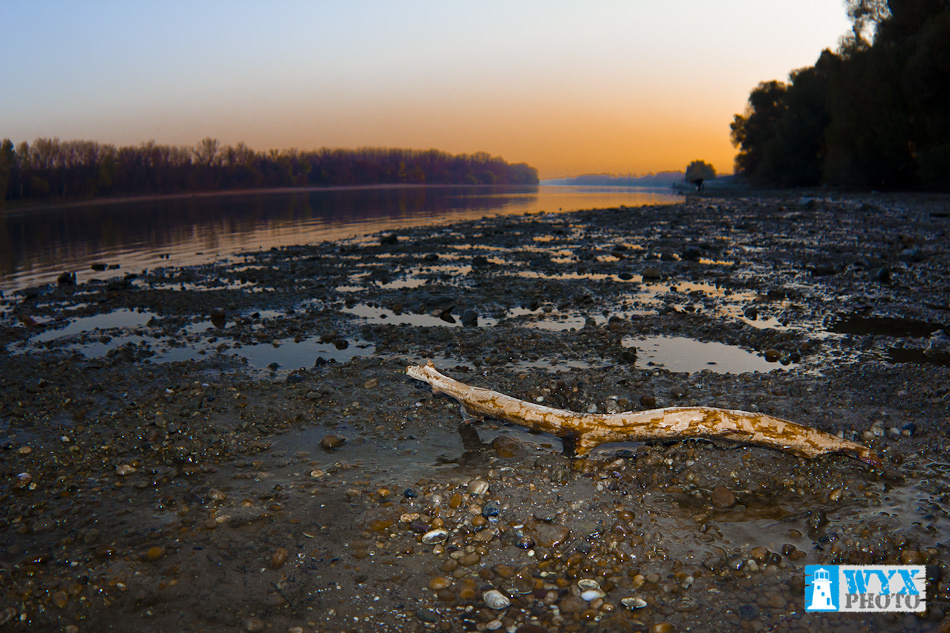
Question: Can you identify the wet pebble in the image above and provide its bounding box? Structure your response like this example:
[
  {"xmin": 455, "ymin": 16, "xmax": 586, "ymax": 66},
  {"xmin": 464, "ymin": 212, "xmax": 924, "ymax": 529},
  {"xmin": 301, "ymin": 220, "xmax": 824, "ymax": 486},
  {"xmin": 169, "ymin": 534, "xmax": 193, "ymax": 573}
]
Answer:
[
  {"xmin": 269, "ymin": 547, "xmax": 289, "ymax": 569},
  {"xmin": 491, "ymin": 436, "xmax": 521, "ymax": 457},
  {"xmin": 320, "ymin": 434, "xmax": 346, "ymax": 449},
  {"xmin": 13, "ymin": 473, "xmax": 32, "ymax": 489},
  {"xmin": 468, "ymin": 478, "xmax": 489, "ymax": 495},
  {"xmin": 52, "ymin": 590, "xmax": 68, "ymax": 608},
  {"xmin": 710, "ymin": 485, "xmax": 736, "ymax": 509},
  {"xmin": 460, "ymin": 309, "xmax": 478, "ymax": 327},
  {"xmin": 763, "ymin": 349, "xmax": 781, "ymax": 363},
  {"xmin": 144, "ymin": 546, "xmax": 166, "ymax": 562},
  {"xmin": 416, "ymin": 608, "xmax": 440, "ymax": 623},
  {"xmin": 559, "ymin": 595, "xmax": 585, "ymax": 614},
  {"xmin": 621, "ymin": 596, "xmax": 648, "ymax": 609},
  {"xmin": 639, "ymin": 395, "xmax": 656, "ymax": 408},
  {"xmin": 242, "ymin": 617, "xmax": 265, "ymax": 632},
  {"xmin": 534, "ymin": 523, "xmax": 570, "ymax": 548},
  {"xmin": 429, "ymin": 576, "xmax": 452, "ymax": 591},
  {"xmin": 581, "ymin": 589, "xmax": 606, "ymax": 601},
  {"xmin": 422, "ymin": 528, "xmax": 449, "ymax": 545},
  {"xmin": 483, "ymin": 589, "xmax": 510, "ymax": 610}
]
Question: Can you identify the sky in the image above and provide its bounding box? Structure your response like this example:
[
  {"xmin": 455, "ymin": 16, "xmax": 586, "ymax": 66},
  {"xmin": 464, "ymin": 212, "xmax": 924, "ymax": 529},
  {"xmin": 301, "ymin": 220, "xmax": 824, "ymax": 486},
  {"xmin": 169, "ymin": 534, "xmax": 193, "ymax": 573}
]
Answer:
[{"xmin": 0, "ymin": 1, "xmax": 853, "ymax": 179}]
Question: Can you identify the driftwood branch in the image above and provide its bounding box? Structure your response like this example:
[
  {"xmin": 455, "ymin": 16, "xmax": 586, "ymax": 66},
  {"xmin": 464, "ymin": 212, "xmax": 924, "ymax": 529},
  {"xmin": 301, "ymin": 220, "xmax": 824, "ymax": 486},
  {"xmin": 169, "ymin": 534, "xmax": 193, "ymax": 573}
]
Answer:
[{"xmin": 407, "ymin": 362, "xmax": 879, "ymax": 466}]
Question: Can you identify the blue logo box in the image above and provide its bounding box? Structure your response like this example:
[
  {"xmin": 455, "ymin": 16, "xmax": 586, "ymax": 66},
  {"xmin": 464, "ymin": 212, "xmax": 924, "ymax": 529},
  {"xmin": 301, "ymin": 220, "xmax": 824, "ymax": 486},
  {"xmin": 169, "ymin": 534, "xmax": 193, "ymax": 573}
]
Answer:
[{"xmin": 805, "ymin": 565, "xmax": 926, "ymax": 612}]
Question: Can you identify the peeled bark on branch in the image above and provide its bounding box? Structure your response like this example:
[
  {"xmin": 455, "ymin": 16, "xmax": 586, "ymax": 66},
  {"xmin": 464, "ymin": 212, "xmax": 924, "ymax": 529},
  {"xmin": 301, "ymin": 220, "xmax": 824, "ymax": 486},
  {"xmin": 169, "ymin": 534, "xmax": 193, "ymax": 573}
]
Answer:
[{"xmin": 407, "ymin": 362, "xmax": 879, "ymax": 466}]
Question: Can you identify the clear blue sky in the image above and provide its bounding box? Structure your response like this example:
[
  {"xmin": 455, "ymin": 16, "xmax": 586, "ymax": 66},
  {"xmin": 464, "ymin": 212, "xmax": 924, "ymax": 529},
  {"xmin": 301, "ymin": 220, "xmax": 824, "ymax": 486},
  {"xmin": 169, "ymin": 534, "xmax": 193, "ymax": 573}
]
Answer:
[{"xmin": 0, "ymin": 1, "xmax": 853, "ymax": 178}]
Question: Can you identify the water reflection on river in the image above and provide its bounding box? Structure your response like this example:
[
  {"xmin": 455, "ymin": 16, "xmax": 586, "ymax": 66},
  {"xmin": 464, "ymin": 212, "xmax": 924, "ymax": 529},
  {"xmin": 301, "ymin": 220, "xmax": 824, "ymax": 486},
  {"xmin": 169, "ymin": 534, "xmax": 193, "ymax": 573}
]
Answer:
[{"xmin": 0, "ymin": 185, "xmax": 681, "ymax": 291}]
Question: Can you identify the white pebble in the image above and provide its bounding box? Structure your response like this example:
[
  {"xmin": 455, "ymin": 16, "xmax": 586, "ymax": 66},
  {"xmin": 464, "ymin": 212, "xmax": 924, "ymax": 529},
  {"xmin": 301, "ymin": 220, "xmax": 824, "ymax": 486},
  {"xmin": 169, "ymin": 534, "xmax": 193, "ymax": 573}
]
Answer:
[{"xmin": 483, "ymin": 589, "xmax": 510, "ymax": 610}]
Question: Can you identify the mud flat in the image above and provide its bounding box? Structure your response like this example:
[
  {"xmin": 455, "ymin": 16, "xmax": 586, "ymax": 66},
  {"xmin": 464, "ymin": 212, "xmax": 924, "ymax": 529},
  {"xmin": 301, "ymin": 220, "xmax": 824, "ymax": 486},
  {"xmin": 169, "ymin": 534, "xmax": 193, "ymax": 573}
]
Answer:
[{"xmin": 1, "ymin": 193, "xmax": 948, "ymax": 632}]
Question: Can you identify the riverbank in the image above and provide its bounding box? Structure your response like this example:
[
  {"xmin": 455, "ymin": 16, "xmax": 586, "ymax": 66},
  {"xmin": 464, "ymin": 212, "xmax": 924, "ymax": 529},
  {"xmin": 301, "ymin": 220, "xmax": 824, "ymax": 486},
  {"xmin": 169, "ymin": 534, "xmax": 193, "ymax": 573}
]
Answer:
[{"xmin": 1, "ymin": 193, "xmax": 948, "ymax": 632}]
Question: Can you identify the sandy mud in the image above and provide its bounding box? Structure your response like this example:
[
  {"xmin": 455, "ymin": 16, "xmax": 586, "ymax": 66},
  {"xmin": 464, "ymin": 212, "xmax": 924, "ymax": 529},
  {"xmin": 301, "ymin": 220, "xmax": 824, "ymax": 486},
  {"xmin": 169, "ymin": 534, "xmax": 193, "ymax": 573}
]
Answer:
[{"xmin": 1, "ymin": 193, "xmax": 948, "ymax": 632}]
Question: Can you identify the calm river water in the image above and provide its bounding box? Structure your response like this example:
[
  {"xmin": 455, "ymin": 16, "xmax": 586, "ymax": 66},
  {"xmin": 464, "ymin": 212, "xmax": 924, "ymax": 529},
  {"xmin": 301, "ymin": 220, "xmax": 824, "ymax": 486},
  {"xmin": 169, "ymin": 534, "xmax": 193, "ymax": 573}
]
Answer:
[{"xmin": 0, "ymin": 185, "xmax": 681, "ymax": 292}]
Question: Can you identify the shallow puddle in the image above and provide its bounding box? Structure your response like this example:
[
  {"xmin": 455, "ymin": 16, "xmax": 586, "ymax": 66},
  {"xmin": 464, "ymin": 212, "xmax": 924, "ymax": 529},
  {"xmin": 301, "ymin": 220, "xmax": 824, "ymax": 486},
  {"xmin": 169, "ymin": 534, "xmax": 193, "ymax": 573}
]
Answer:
[
  {"xmin": 30, "ymin": 308, "xmax": 156, "ymax": 343},
  {"xmin": 624, "ymin": 335, "xmax": 784, "ymax": 374},
  {"xmin": 228, "ymin": 337, "xmax": 376, "ymax": 370}
]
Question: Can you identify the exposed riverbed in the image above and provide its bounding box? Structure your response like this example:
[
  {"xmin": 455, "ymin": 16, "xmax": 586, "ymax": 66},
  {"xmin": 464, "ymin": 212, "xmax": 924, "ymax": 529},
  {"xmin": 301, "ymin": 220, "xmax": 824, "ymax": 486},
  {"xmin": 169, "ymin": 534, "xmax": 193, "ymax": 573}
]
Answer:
[{"xmin": 1, "ymin": 193, "xmax": 948, "ymax": 632}]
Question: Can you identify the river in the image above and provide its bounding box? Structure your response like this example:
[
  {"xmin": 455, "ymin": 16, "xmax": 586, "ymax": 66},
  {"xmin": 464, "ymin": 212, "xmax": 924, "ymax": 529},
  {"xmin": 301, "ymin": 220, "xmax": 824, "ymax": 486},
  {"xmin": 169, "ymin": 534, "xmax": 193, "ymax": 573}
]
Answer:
[{"xmin": 0, "ymin": 185, "xmax": 681, "ymax": 292}]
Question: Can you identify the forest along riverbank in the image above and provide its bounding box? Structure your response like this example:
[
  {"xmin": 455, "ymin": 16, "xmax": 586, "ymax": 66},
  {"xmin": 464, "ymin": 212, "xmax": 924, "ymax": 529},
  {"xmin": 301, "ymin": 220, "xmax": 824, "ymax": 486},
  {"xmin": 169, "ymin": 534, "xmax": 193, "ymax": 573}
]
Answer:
[{"xmin": 1, "ymin": 193, "xmax": 949, "ymax": 633}]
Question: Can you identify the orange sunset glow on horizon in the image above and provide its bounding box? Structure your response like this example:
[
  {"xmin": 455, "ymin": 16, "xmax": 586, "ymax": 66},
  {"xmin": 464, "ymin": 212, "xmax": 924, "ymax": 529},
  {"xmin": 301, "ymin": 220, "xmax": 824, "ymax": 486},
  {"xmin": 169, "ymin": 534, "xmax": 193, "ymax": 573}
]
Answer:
[{"xmin": 0, "ymin": 1, "xmax": 853, "ymax": 179}]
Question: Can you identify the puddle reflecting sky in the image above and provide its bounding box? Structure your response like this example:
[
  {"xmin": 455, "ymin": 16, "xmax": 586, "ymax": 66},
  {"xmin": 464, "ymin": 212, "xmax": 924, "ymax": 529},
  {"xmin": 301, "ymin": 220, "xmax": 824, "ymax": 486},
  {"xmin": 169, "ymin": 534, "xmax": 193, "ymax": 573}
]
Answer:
[{"xmin": 624, "ymin": 335, "xmax": 780, "ymax": 374}]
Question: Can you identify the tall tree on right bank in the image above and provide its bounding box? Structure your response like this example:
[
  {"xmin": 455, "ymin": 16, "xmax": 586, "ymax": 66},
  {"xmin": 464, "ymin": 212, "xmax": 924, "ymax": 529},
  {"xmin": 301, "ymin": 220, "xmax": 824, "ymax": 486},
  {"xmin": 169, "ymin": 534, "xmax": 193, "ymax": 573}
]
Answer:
[{"xmin": 731, "ymin": 0, "xmax": 950, "ymax": 190}]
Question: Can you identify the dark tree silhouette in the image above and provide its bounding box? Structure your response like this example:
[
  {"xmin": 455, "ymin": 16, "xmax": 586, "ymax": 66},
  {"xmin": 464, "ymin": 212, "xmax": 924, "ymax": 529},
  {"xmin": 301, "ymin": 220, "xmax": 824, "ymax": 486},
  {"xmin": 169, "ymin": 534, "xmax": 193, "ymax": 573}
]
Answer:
[
  {"xmin": 684, "ymin": 160, "xmax": 716, "ymax": 191},
  {"xmin": 731, "ymin": 0, "xmax": 950, "ymax": 190},
  {"xmin": 0, "ymin": 140, "xmax": 539, "ymax": 203}
]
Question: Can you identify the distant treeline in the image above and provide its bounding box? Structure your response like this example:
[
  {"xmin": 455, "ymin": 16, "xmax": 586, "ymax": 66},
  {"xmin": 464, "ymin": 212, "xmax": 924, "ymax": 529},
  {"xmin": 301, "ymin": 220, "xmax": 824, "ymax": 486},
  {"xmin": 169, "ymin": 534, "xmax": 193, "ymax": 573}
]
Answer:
[
  {"xmin": 731, "ymin": 0, "xmax": 950, "ymax": 190},
  {"xmin": 543, "ymin": 172, "xmax": 685, "ymax": 187},
  {"xmin": 0, "ymin": 137, "xmax": 539, "ymax": 204}
]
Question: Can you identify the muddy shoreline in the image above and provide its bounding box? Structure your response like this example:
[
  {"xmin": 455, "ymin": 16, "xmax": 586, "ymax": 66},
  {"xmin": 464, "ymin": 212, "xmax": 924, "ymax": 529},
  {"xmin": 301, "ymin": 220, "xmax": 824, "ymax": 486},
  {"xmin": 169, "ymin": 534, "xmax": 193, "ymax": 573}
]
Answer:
[{"xmin": 1, "ymin": 193, "xmax": 948, "ymax": 632}]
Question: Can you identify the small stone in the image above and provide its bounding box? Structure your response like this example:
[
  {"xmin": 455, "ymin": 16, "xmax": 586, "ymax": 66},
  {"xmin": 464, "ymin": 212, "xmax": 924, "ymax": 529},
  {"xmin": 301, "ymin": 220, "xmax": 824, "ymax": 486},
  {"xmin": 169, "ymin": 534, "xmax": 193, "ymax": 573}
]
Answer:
[
  {"xmin": 320, "ymin": 434, "xmax": 345, "ymax": 450},
  {"xmin": 115, "ymin": 464, "xmax": 137, "ymax": 476},
  {"xmin": 642, "ymin": 267, "xmax": 662, "ymax": 281},
  {"xmin": 17, "ymin": 446, "xmax": 31, "ymax": 456},
  {"xmin": 768, "ymin": 594, "xmax": 787, "ymax": 609},
  {"xmin": 486, "ymin": 620, "xmax": 503, "ymax": 631},
  {"xmin": 559, "ymin": 594, "xmax": 585, "ymax": 614},
  {"xmin": 144, "ymin": 546, "xmax": 166, "ymax": 562},
  {"xmin": 269, "ymin": 547, "xmax": 289, "ymax": 569},
  {"xmin": 534, "ymin": 523, "xmax": 570, "ymax": 548},
  {"xmin": 13, "ymin": 472, "xmax": 32, "ymax": 489},
  {"xmin": 429, "ymin": 576, "xmax": 453, "ymax": 591},
  {"xmin": 710, "ymin": 485, "xmax": 737, "ymax": 509},
  {"xmin": 208, "ymin": 488, "xmax": 227, "ymax": 501},
  {"xmin": 483, "ymin": 589, "xmax": 510, "ymax": 610},
  {"xmin": 763, "ymin": 349, "xmax": 781, "ymax": 363},
  {"xmin": 900, "ymin": 549, "xmax": 925, "ymax": 565},
  {"xmin": 422, "ymin": 528, "xmax": 449, "ymax": 545},
  {"xmin": 363, "ymin": 378, "xmax": 379, "ymax": 389},
  {"xmin": 52, "ymin": 590, "xmax": 68, "ymax": 608},
  {"xmin": 242, "ymin": 617, "xmax": 265, "ymax": 633},
  {"xmin": 416, "ymin": 608, "xmax": 440, "ymax": 623},
  {"xmin": 581, "ymin": 589, "xmax": 606, "ymax": 601},
  {"xmin": 491, "ymin": 436, "xmax": 521, "ymax": 457},
  {"xmin": 621, "ymin": 596, "xmax": 648, "ymax": 609},
  {"xmin": 639, "ymin": 395, "xmax": 656, "ymax": 408},
  {"xmin": 468, "ymin": 478, "xmax": 489, "ymax": 495},
  {"xmin": 460, "ymin": 309, "xmax": 478, "ymax": 327},
  {"xmin": 210, "ymin": 307, "xmax": 227, "ymax": 327},
  {"xmin": 750, "ymin": 547, "xmax": 770, "ymax": 562},
  {"xmin": 650, "ymin": 624, "xmax": 675, "ymax": 633}
]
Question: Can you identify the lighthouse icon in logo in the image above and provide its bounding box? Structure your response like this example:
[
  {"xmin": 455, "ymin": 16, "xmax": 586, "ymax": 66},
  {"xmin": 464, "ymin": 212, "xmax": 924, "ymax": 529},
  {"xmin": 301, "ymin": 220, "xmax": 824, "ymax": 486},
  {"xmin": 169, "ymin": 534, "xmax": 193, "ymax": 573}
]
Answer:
[{"xmin": 808, "ymin": 567, "xmax": 837, "ymax": 611}]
